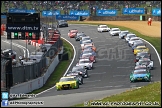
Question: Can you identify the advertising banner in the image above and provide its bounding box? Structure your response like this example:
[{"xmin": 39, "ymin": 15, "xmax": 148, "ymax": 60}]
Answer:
[
  {"xmin": 56, "ymin": 15, "xmax": 79, "ymax": 20},
  {"xmin": 69, "ymin": 10, "xmax": 90, "ymax": 16},
  {"xmin": 96, "ymin": 10, "xmax": 117, "ymax": 16},
  {"xmin": 42, "ymin": 10, "xmax": 60, "ymax": 17},
  {"xmin": 8, "ymin": 9, "xmax": 27, "ymax": 13},
  {"xmin": 122, "ymin": 8, "xmax": 145, "ymax": 14},
  {"xmin": 26, "ymin": 10, "xmax": 36, "ymax": 14},
  {"xmin": 152, "ymin": 8, "xmax": 161, "ymax": 16},
  {"xmin": 8, "ymin": 9, "xmax": 36, "ymax": 13}
]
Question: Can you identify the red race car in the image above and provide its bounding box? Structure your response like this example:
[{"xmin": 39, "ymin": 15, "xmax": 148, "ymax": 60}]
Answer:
[
  {"xmin": 80, "ymin": 53, "xmax": 96, "ymax": 63},
  {"xmin": 68, "ymin": 29, "xmax": 78, "ymax": 38}
]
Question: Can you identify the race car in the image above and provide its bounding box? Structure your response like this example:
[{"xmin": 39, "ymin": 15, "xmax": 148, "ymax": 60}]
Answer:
[
  {"xmin": 135, "ymin": 58, "xmax": 153, "ymax": 70},
  {"xmin": 76, "ymin": 58, "xmax": 93, "ymax": 70},
  {"xmin": 132, "ymin": 42, "xmax": 146, "ymax": 51},
  {"xmin": 81, "ymin": 49, "xmax": 96, "ymax": 57},
  {"xmin": 97, "ymin": 25, "xmax": 110, "ymax": 32},
  {"xmin": 135, "ymin": 52, "xmax": 151, "ymax": 62},
  {"xmin": 66, "ymin": 72, "xmax": 83, "ymax": 84},
  {"xmin": 68, "ymin": 29, "xmax": 78, "ymax": 38},
  {"xmin": 133, "ymin": 46, "xmax": 149, "ymax": 55},
  {"xmin": 80, "ymin": 53, "xmax": 96, "ymax": 63},
  {"xmin": 109, "ymin": 28, "xmax": 121, "ymax": 36},
  {"xmin": 80, "ymin": 40, "xmax": 93, "ymax": 48},
  {"xmin": 57, "ymin": 20, "xmax": 68, "ymax": 28},
  {"xmin": 82, "ymin": 44, "xmax": 96, "ymax": 52},
  {"xmin": 80, "ymin": 36, "xmax": 92, "ymax": 42},
  {"xmin": 134, "ymin": 65, "xmax": 147, "ymax": 70},
  {"xmin": 75, "ymin": 32, "xmax": 86, "ymax": 41},
  {"xmin": 128, "ymin": 37, "xmax": 142, "ymax": 47},
  {"xmin": 71, "ymin": 66, "xmax": 88, "ymax": 78},
  {"xmin": 119, "ymin": 30, "xmax": 129, "ymax": 39},
  {"xmin": 2, "ymin": 49, "xmax": 17, "ymax": 59},
  {"xmin": 125, "ymin": 33, "xmax": 137, "ymax": 42},
  {"xmin": 55, "ymin": 76, "xmax": 79, "ymax": 91},
  {"xmin": 130, "ymin": 69, "xmax": 151, "ymax": 82}
]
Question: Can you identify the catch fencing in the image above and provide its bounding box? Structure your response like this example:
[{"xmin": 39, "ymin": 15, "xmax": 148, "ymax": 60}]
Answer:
[
  {"xmin": 1, "ymin": 59, "xmax": 8, "ymax": 91},
  {"xmin": 12, "ymin": 39, "xmax": 63, "ymax": 86}
]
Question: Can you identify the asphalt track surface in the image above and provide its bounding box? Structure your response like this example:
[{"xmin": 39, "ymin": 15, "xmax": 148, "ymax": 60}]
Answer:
[
  {"xmin": 7, "ymin": 24, "xmax": 161, "ymax": 107},
  {"xmin": 1, "ymin": 36, "xmax": 37, "ymax": 60}
]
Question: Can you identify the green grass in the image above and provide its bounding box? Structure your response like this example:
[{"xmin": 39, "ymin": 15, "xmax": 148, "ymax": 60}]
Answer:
[
  {"xmin": 73, "ymin": 82, "xmax": 161, "ymax": 107},
  {"xmin": 68, "ymin": 21, "xmax": 161, "ymax": 56}
]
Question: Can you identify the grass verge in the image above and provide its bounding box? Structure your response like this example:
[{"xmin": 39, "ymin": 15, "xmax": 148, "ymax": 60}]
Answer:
[
  {"xmin": 73, "ymin": 82, "xmax": 161, "ymax": 107},
  {"xmin": 29, "ymin": 38, "xmax": 74, "ymax": 94},
  {"xmin": 68, "ymin": 21, "xmax": 161, "ymax": 57}
]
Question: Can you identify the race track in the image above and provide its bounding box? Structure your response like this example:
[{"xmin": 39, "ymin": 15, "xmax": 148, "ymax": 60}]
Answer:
[
  {"xmin": 1, "ymin": 36, "xmax": 37, "ymax": 60},
  {"xmin": 8, "ymin": 24, "xmax": 161, "ymax": 107}
]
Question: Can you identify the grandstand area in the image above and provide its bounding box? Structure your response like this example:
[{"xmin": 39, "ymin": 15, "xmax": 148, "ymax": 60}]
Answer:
[{"xmin": 1, "ymin": 1, "xmax": 161, "ymax": 15}]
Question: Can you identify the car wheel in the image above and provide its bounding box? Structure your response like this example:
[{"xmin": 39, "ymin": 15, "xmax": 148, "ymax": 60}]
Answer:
[
  {"xmin": 77, "ymin": 83, "xmax": 79, "ymax": 88},
  {"xmin": 81, "ymin": 79, "xmax": 83, "ymax": 84},
  {"xmin": 56, "ymin": 88, "xmax": 60, "ymax": 91}
]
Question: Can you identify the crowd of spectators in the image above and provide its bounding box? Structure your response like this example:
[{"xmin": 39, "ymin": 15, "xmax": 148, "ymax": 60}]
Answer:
[{"xmin": 1, "ymin": 1, "xmax": 161, "ymax": 14}]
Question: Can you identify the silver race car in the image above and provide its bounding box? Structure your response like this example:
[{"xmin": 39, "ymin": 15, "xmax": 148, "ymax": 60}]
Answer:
[
  {"xmin": 136, "ymin": 58, "xmax": 153, "ymax": 70},
  {"xmin": 76, "ymin": 58, "xmax": 93, "ymax": 70}
]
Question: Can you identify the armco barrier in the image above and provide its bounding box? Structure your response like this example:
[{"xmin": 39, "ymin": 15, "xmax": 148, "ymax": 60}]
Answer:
[{"xmin": 10, "ymin": 49, "xmax": 62, "ymax": 94}]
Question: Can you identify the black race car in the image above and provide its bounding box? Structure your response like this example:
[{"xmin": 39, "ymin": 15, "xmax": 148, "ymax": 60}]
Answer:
[
  {"xmin": 71, "ymin": 66, "xmax": 88, "ymax": 78},
  {"xmin": 57, "ymin": 20, "xmax": 68, "ymax": 28},
  {"xmin": 75, "ymin": 32, "xmax": 86, "ymax": 41}
]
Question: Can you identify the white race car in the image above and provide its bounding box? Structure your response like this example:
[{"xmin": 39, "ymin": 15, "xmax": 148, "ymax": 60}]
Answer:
[
  {"xmin": 76, "ymin": 58, "xmax": 93, "ymax": 70},
  {"xmin": 97, "ymin": 25, "xmax": 110, "ymax": 32},
  {"xmin": 136, "ymin": 58, "xmax": 154, "ymax": 70},
  {"xmin": 80, "ymin": 40, "xmax": 93, "ymax": 48},
  {"xmin": 119, "ymin": 30, "xmax": 129, "ymax": 39},
  {"xmin": 109, "ymin": 28, "xmax": 121, "ymax": 36},
  {"xmin": 128, "ymin": 37, "xmax": 143, "ymax": 47},
  {"xmin": 125, "ymin": 33, "xmax": 137, "ymax": 42}
]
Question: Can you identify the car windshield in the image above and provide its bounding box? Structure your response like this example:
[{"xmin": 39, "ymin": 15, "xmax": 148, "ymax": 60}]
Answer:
[
  {"xmin": 137, "ymin": 47, "xmax": 147, "ymax": 50},
  {"xmin": 135, "ymin": 67, "xmax": 146, "ymax": 69},
  {"xmin": 130, "ymin": 38, "xmax": 139, "ymax": 41},
  {"xmin": 128, "ymin": 35, "xmax": 136, "ymax": 38},
  {"xmin": 82, "ymin": 38, "xmax": 91, "ymax": 41},
  {"xmin": 59, "ymin": 77, "xmax": 75, "ymax": 82},
  {"xmin": 112, "ymin": 29, "xmax": 120, "ymax": 31},
  {"xmin": 77, "ymin": 34, "xmax": 85, "ymax": 37},
  {"xmin": 72, "ymin": 67, "xmax": 81, "ymax": 72},
  {"xmin": 82, "ymin": 41, "xmax": 92, "ymax": 44},
  {"xmin": 59, "ymin": 20, "xmax": 66, "ymax": 23},
  {"xmin": 137, "ymin": 53, "xmax": 149, "ymax": 56},
  {"xmin": 133, "ymin": 71, "xmax": 147, "ymax": 74},
  {"xmin": 121, "ymin": 32, "xmax": 128, "ymax": 34},
  {"xmin": 139, "ymin": 61, "xmax": 150, "ymax": 64},
  {"xmin": 101, "ymin": 26, "xmax": 108, "ymax": 28},
  {"xmin": 79, "ymin": 60, "xmax": 89, "ymax": 64},
  {"xmin": 83, "ymin": 50, "xmax": 92, "ymax": 54},
  {"xmin": 134, "ymin": 43, "xmax": 145, "ymax": 47}
]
